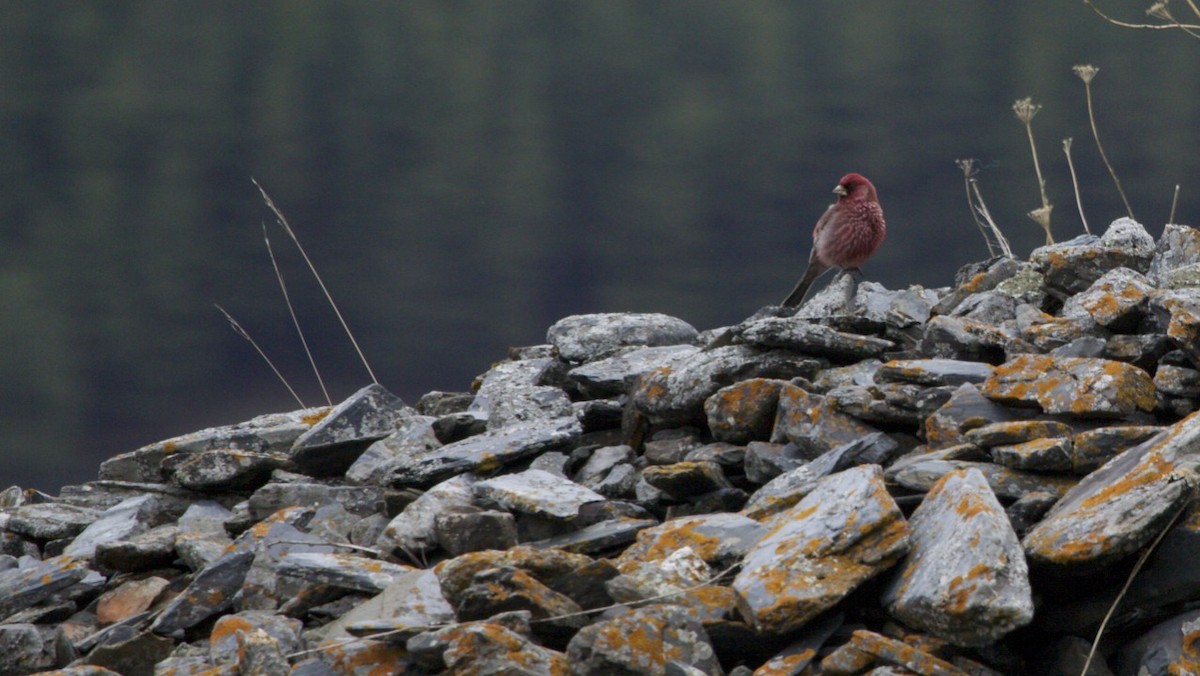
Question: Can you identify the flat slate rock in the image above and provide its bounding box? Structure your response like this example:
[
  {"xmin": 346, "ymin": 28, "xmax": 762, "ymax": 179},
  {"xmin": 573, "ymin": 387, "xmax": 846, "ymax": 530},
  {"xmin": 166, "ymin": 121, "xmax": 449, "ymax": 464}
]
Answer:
[
  {"xmin": 733, "ymin": 465, "xmax": 910, "ymax": 635},
  {"xmin": 473, "ymin": 468, "xmax": 605, "ymax": 521},
  {"xmin": 389, "ymin": 417, "xmax": 582, "ymax": 488},
  {"xmin": 734, "ymin": 317, "xmax": 895, "ymax": 361},
  {"xmin": 983, "ymin": 354, "xmax": 1156, "ymax": 418},
  {"xmin": 566, "ymin": 345, "xmax": 697, "ymax": 397},
  {"xmin": 882, "ymin": 468, "xmax": 1033, "ymax": 647},
  {"xmin": 1023, "ymin": 409, "xmax": 1200, "ymax": 570},
  {"xmin": 546, "ymin": 312, "xmax": 699, "ymax": 363},
  {"xmin": 290, "ymin": 383, "xmax": 418, "ymax": 476}
]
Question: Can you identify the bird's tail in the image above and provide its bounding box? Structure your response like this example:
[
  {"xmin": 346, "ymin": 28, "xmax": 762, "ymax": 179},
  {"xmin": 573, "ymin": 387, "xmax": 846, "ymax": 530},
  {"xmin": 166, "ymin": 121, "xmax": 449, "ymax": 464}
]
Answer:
[{"xmin": 780, "ymin": 262, "xmax": 829, "ymax": 308}]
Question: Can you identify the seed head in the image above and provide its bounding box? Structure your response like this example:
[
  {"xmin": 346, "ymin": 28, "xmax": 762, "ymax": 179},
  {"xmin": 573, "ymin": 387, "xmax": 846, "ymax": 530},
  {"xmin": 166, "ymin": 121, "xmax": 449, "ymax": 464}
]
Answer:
[
  {"xmin": 1073, "ymin": 65, "xmax": 1099, "ymax": 84},
  {"xmin": 1013, "ymin": 97, "xmax": 1042, "ymax": 124}
]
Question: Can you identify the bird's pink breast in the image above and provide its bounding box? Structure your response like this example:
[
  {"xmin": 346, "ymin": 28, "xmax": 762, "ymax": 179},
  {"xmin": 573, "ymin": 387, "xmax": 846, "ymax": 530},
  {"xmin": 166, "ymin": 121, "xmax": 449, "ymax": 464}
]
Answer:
[{"xmin": 815, "ymin": 201, "xmax": 885, "ymax": 268}]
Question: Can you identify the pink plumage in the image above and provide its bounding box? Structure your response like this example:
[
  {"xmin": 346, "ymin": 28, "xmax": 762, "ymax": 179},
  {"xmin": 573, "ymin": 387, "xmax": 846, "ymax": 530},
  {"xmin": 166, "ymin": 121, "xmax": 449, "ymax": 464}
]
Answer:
[{"xmin": 781, "ymin": 173, "xmax": 886, "ymax": 308}]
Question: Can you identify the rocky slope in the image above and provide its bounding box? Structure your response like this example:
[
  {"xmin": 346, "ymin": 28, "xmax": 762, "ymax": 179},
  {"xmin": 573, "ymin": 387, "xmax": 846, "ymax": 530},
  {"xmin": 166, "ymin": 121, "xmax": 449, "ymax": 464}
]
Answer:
[{"xmin": 5, "ymin": 217, "xmax": 1200, "ymax": 674}]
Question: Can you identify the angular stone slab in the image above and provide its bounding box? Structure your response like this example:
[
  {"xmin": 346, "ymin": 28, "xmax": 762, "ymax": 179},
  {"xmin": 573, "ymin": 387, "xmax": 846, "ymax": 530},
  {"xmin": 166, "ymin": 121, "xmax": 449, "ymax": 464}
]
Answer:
[
  {"xmin": 389, "ymin": 417, "xmax": 582, "ymax": 488},
  {"xmin": 1030, "ymin": 218, "xmax": 1155, "ymax": 296},
  {"xmin": 632, "ymin": 346, "xmax": 819, "ymax": 428},
  {"xmin": 98, "ymin": 407, "xmax": 326, "ymax": 482},
  {"xmin": 990, "ymin": 437, "xmax": 1074, "ymax": 472},
  {"xmin": 819, "ymin": 629, "xmax": 966, "ymax": 675},
  {"xmin": 345, "ymin": 416, "xmax": 440, "ymax": 486},
  {"xmin": 1065, "ymin": 267, "xmax": 1154, "ymax": 330},
  {"xmin": 149, "ymin": 548, "xmax": 255, "ymax": 635},
  {"xmin": 1024, "ymin": 410, "xmax": 1200, "ymax": 570},
  {"xmin": 703, "ymin": 378, "xmax": 785, "ymax": 444},
  {"xmin": 62, "ymin": 494, "xmax": 161, "ymax": 559},
  {"xmin": 566, "ymin": 345, "xmax": 697, "ymax": 398},
  {"xmin": 0, "ymin": 554, "xmax": 91, "ymax": 620},
  {"xmin": 473, "ymin": 469, "xmax": 605, "ymax": 521},
  {"xmin": 317, "ymin": 569, "xmax": 454, "ymax": 643},
  {"xmin": 527, "ymin": 518, "xmax": 658, "ymax": 555},
  {"xmin": 876, "ymin": 359, "xmax": 995, "ymax": 387},
  {"xmin": 771, "ymin": 383, "xmax": 882, "ymax": 455},
  {"xmin": 616, "ymin": 512, "xmax": 767, "ymax": 572},
  {"xmin": 442, "ymin": 622, "xmax": 569, "ymax": 674},
  {"xmin": 887, "ymin": 456, "xmax": 1075, "ymax": 500},
  {"xmin": 565, "ymin": 603, "xmax": 721, "ymax": 674},
  {"xmin": 734, "ymin": 318, "xmax": 895, "ymax": 361},
  {"xmin": 882, "ymin": 469, "xmax": 1033, "ymax": 646},
  {"xmin": 290, "ymin": 383, "xmax": 418, "ymax": 477},
  {"xmin": 1073, "ymin": 425, "xmax": 1164, "ymax": 474},
  {"xmin": 434, "ymin": 546, "xmax": 598, "ymax": 604},
  {"xmin": 94, "ymin": 524, "xmax": 179, "ymax": 573},
  {"xmin": 468, "ymin": 357, "xmax": 574, "ymax": 430},
  {"xmin": 641, "ymin": 461, "xmax": 731, "ymax": 499},
  {"xmin": 248, "ymin": 482, "xmax": 385, "ymax": 521},
  {"xmin": 924, "ymin": 383, "xmax": 1018, "ymax": 450},
  {"xmin": 983, "ymin": 354, "xmax": 1155, "ymax": 418},
  {"xmin": 546, "ymin": 312, "xmax": 699, "ymax": 363},
  {"xmin": 171, "ymin": 450, "xmax": 286, "ymax": 492},
  {"xmin": 733, "ymin": 465, "xmax": 910, "ymax": 634},
  {"xmin": 275, "ymin": 552, "xmax": 415, "ymax": 595},
  {"xmin": 376, "ymin": 474, "xmax": 477, "ymax": 557},
  {"xmin": 6, "ymin": 502, "xmax": 101, "ymax": 541}
]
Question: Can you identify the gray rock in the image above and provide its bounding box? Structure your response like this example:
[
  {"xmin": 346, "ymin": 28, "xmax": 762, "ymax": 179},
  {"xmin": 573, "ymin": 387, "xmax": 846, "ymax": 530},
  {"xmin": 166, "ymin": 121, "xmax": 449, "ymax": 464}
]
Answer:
[
  {"xmin": 6, "ymin": 502, "xmax": 101, "ymax": 541},
  {"xmin": 1030, "ymin": 218, "xmax": 1155, "ymax": 296},
  {"xmin": 98, "ymin": 407, "xmax": 324, "ymax": 482},
  {"xmin": 248, "ymin": 482, "xmax": 385, "ymax": 521},
  {"xmin": 62, "ymin": 494, "xmax": 162, "ymax": 559},
  {"xmin": 771, "ymin": 384, "xmax": 882, "ymax": 455},
  {"xmin": 468, "ymin": 357, "xmax": 575, "ymax": 430},
  {"xmin": 886, "ymin": 455, "xmax": 1075, "ymax": 500},
  {"xmin": 149, "ymin": 548, "xmax": 255, "ymax": 635},
  {"xmin": 876, "ymin": 359, "xmax": 995, "ymax": 387},
  {"xmin": 0, "ymin": 623, "xmax": 52, "ymax": 674},
  {"xmin": 528, "ymin": 518, "xmax": 657, "ymax": 555},
  {"xmin": 567, "ymin": 345, "xmax": 698, "ymax": 398},
  {"xmin": 743, "ymin": 441, "xmax": 804, "ymax": 485},
  {"xmin": 733, "ymin": 317, "xmax": 895, "ymax": 361},
  {"xmin": 882, "ymin": 468, "xmax": 1033, "ymax": 646},
  {"xmin": 641, "ymin": 461, "xmax": 731, "ymax": 500},
  {"xmin": 433, "ymin": 509, "xmax": 518, "ymax": 555},
  {"xmin": 93, "ymin": 524, "xmax": 178, "ymax": 573},
  {"xmin": 1150, "ymin": 223, "xmax": 1200, "ymax": 287},
  {"xmin": 318, "ymin": 568, "xmax": 454, "ymax": 644},
  {"xmin": 0, "ymin": 554, "xmax": 91, "ymax": 620},
  {"xmin": 632, "ymin": 346, "xmax": 820, "ymax": 427},
  {"xmin": 546, "ymin": 312, "xmax": 699, "ymax": 363},
  {"xmin": 733, "ymin": 465, "xmax": 910, "ymax": 634},
  {"xmin": 389, "ymin": 417, "xmax": 582, "ymax": 488},
  {"xmin": 566, "ymin": 603, "xmax": 721, "ymax": 675},
  {"xmin": 617, "ymin": 512, "xmax": 767, "ymax": 571},
  {"xmin": 171, "ymin": 449, "xmax": 286, "ymax": 492},
  {"xmin": 344, "ymin": 416, "xmax": 439, "ymax": 485},
  {"xmin": 1062, "ymin": 267, "xmax": 1154, "ymax": 331},
  {"xmin": 377, "ymin": 474, "xmax": 477, "ymax": 558},
  {"xmin": 289, "ymin": 383, "xmax": 418, "ymax": 477},
  {"xmin": 474, "ymin": 468, "xmax": 605, "ymax": 521},
  {"xmin": 275, "ymin": 552, "xmax": 414, "ymax": 596},
  {"xmin": 1024, "ymin": 410, "xmax": 1200, "ymax": 571}
]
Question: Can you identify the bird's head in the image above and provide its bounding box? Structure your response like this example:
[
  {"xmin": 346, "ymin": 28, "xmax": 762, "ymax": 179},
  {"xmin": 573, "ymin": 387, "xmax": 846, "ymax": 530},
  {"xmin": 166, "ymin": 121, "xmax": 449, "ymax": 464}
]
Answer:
[{"xmin": 834, "ymin": 173, "xmax": 878, "ymax": 203}]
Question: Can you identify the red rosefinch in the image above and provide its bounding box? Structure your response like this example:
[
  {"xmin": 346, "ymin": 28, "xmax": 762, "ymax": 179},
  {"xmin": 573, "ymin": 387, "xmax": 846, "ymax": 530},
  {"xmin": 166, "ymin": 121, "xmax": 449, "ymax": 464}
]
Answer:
[
  {"xmin": 703, "ymin": 173, "xmax": 885, "ymax": 350},
  {"xmin": 781, "ymin": 172, "xmax": 886, "ymax": 307}
]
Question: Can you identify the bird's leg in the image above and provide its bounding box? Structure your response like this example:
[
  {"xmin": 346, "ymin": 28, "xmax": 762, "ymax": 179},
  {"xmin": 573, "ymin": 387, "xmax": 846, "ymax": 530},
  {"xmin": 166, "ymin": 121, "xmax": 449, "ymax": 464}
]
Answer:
[{"xmin": 841, "ymin": 267, "xmax": 862, "ymax": 311}]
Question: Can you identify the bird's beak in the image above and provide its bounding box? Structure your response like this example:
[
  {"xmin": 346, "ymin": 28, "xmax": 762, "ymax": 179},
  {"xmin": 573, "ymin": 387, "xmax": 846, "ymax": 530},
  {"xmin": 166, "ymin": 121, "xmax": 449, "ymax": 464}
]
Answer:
[{"xmin": 833, "ymin": 184, "xmax": 849, "ymax": 197}]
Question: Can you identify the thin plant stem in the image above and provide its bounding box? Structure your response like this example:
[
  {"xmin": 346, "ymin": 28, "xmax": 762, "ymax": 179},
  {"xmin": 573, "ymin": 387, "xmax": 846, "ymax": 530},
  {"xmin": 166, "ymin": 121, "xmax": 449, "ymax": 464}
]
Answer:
[
  {"xmin": 253, "ymin": 179, "xmax": 379, "ymax": 386},
  {"xmin": 1084, "ymin": 0, "xmax": 1200, "ymax": 29},
  {"xmin": 970, "ymin": 182, "xmax": 1012, "ymax": 258},
  {"xmin": 1063, "ymin": 138, "xmax": 1090, "ymax": 234},
  {"xmin": 1081, "ymin": 493, "xmax": 1192, "ymax": 676},
  {"xmin": 1170, "ymin": 185, "xmax": 1181, "ymax": 225},
  {"xmin": 1148, "ymin": 1, "xmax": 1200, "ymax": 38},
  {"xmin": 1079, "ymin": 76, "xmax": 1136, "ymax": 220},
  {"xmin": 264, "ymin": 223, "xmax": 331, "ymax": 406},
  {"xmin": 1014, "ymin": 98, "xmax": 1053, "ymax": 244},
  {"xmin": 956, "ymin": 159, "xmax": 1012, "ymax": 258},
  {"xmin": 216, "ymin": 305, "xmax": 306, "ymax": 408}
]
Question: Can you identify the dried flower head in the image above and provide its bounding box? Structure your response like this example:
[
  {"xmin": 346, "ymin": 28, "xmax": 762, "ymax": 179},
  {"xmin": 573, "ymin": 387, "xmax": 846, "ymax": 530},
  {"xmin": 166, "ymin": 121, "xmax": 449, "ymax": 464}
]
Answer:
[
  {"xmin": 1073, "ymin": 64, "xmax": 1099, "ymax": 83},
  {"xmin": 1062, "ymin": 137, "xmax": 1073, "ymax": 152},
  {"xmin": 955, "ymin": 158, "xmax": 978, "ymax": 178},
  {"xmin": 1013, "ymin": 97, "xmax": 1042, "ymax": 123},
  {"xmin": 1028, "ymin": 206, "xmax": 1053, "ymax": 230},
  {"xmin": 1147, "ymin": 1, "xmax": 1175, "ymax": 22}
]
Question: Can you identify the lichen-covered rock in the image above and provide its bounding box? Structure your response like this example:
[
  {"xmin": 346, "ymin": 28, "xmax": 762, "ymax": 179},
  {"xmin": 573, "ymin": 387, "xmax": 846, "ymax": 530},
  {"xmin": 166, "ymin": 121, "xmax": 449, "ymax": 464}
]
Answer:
[
  {"xmin": 1064, "ymin": 267, "xmax": 1154, "ymax": 330},
  {"xmin": 771, "ymin": 383, "xmax": 882, "ymax": 454},
  {"xmin": 982, "ymin": 354, "xmax": 1156, "ymax": 418},
  {"xmin": 882, "ymin": 469, "xmax": 1033, "ymax": 646},
  {"xmin": 289, "ymin": 383, "xmax": 418, "ymax": 476},
  {"xmin": 632, "ymin": 346, "xmax": 819, "ymax": 427},
  {"xmin": 547, "ymin": 313, "xmax": 699, "ymax": 363},
  {"xmin": 1030, "ymin": 218, "xmax": 1155, "ymax": 296},
  {"xmin": 732, "ymin": 317, "xmax": 895, "ymax": 361},
  {"xmin": 473, "ymin": 469, "xmax": 605, "ymax": 521},
  {"xmin": 732, "ymin": 465, "xmax": 910, "ymax": 634},
  {"xmin": 565, "ymin": 603, "xmax": 721, "ymax": 675},
  {"xmin": 703, "ymin": 378, "xmax": 785, "ymax": 444},
  {"xmin": 1024, "ymin": 410, "xmax": 1200, "ymax": 570},
  {"xmin": 567, "ymin": 345, "xmax": 697, "ymax": 398}
]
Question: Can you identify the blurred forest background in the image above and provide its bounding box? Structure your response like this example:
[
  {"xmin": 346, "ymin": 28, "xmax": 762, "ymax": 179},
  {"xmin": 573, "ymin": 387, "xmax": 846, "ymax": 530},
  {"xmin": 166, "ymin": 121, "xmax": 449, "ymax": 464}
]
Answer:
[{"xmin": 3, "ymin": 2, "xmax": 1199, "ymax": 491}]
